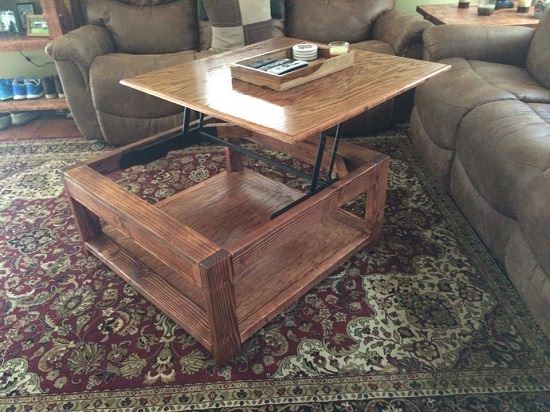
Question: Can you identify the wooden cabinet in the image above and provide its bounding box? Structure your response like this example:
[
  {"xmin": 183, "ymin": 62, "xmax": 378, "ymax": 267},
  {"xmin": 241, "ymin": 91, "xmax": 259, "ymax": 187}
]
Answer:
[{"xmin": 0, "ymin": 0, "xmax": 72, "ymax": 111}]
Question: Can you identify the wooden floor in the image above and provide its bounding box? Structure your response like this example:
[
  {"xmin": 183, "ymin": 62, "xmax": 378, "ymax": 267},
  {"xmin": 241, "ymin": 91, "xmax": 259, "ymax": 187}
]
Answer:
[{"xmin": 0, "ymin": 112, "xmax": 81, "ymax": 141}]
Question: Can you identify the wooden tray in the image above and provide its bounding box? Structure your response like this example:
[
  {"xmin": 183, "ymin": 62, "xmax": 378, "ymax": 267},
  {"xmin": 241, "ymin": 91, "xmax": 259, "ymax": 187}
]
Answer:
[{"xmin": 230, "ymin": 45, "xmax": 355, "ymax": 91}]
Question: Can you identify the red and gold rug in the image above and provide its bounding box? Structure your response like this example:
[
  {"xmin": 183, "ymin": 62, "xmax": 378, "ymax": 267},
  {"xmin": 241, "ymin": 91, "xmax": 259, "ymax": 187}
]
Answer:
[{"xmin": 0, "ymin": 131, "xmax": 548, "ymax": 411}]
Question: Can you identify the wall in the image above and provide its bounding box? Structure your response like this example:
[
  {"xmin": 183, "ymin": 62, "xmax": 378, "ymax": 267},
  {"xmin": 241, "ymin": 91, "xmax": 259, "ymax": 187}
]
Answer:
[{"xmin": 0, "ymin": 0, "xmax": 458, "ymax": 78}]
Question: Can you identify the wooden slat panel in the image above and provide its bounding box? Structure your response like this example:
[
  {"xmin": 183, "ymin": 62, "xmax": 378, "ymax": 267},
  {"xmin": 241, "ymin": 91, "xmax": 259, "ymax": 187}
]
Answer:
[
  {"xmin": 236, "ymin": 212, "xmax": 369, "ymax": 340},
  {"xmin": 86, "ymin": 234, "xmax": 211, "ymax": 349},
  {"xmin": 63, "ymin": 165, "xmax": 220, "ymax": 284},
  {"xmin": 157, "ymin": 170, "xmax": 303, "ymax": 248},
  {"xmin": 229, "ymin": 159, "xmax": 384, "ymax": 268},
  {"xmin": 104, "ymin": 225, "xmax": 205, "ymax": 309}
]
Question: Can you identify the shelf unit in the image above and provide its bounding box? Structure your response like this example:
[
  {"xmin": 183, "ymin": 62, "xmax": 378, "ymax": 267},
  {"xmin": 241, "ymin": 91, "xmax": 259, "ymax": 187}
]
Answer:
[{"xmin": 0, "ymin": 0, "xmax": 71, "ymax": 111}]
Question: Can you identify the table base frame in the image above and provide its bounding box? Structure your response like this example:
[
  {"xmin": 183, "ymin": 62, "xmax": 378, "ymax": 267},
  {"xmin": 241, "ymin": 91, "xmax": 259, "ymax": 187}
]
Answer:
[{"xmin": 63, "ymin": 109, "xmax": 390, "ymax": 363}]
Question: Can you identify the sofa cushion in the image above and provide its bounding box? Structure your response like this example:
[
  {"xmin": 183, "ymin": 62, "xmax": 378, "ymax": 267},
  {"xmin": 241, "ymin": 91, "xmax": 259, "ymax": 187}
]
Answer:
[
  {"xmin": 455, "ymin": 99, "xmax": 550, "ymax": 219},
  {"xmin": 517, "ymin": 167, "xmax": 550, "ymax": 275},
  {"xmin": 415, "ymin": 57, "xmax": 516, "ymax": 150},
  {"xmin": 89, "ymin": 51, "xmax": 195, "ymax": 119},
  {"xmin": 469, "ymin": 60, "xmax": 550, "ymax": 103},
  {"xmin": 203, "ymin": 0, "xmax": 273, "ymax": 52},
  {"xmin": 285, "ymin": 0, "xmax": 393, "ymax": 44},
  {"xmin": 527, "ymin": 10, "xmax": 550, "ymax": 89},
  {"xmin": 83, "ymin": 0, "xmax": 198, "ymax": 54}
]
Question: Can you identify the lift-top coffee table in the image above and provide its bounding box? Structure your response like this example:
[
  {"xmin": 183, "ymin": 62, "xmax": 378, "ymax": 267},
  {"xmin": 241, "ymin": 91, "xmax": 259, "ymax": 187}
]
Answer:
[{"xmin": 63, "ymin": 38, "xmax": 449, "ymax": 363}]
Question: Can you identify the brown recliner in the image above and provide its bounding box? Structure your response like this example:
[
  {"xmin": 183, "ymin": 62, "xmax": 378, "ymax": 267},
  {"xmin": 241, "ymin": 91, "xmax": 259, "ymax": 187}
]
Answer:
[
  {"xmin": 47, "ymin": 0, "xmax": 431, "ymax": 145},
  {"xmin": 410, "ymin": 12, "xmax": 550, "ymax": 334}
]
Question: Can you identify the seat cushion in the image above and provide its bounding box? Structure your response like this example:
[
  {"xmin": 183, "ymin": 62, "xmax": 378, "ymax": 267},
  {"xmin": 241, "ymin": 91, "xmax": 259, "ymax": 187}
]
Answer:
[
  {"xmin": 285, "ymin": 0, "xmax": 393, "ymax": 44},
  {"xmin": 527, "ymin": 9, "xmax": 550, "ymax": 89},
  {"xmin": 415, "ymin": 57, "xmax": 549, "ymax": 150},
  {"xmin": 455, "ymin": 99, "xmax": 550, "ymax": 219},
  {"xmin": 83, "ymin": 0, "xmax": 198, "ymax": 53},
  {"xmin": 90, "ymin": 51, "xmax": 195, "ymax": 119},
  {"xmin": 517, "ymin": 167, "xmax": 550, "ymax": 275},
  {"xmin": 469, "ymin": 60, "xmax": 550, "ymax": 103},
  {"xmin": 352, "ymin": 40, "xmax": 395, "ymax": 55}
]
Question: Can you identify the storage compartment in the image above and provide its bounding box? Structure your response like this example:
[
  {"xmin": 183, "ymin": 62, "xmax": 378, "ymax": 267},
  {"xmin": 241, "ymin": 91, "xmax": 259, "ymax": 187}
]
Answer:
[{"xmin": 230, "ymin": 45, "xmax": 355, "ymax": 91}]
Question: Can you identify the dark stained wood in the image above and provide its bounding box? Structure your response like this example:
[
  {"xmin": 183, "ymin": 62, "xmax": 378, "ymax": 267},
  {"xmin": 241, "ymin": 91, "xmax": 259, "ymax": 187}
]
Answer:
[
  {"xmin": 417, "ymin": 3, "xmax": 539, "ymax": 27},
  {"xmin": 63, "ymin": 179, "xmax": 102, "ymax": 255},
  {"xmin": 121, "ymin": 37, "xmax": 450, "ymax": 144},
  {"xmin": 365, "ymin": 159, "xmax": 390, "ymax": 242},
  {"xmin": 200, "ymin": 251, "xmax": 240, "ymax": 364},
  {"xmin": 104, "ymin": 225, "xmax": 206, "ymax": 309},
  {"xmin": 157, "ymin": 170, "xmax": 303, "ymax": 248},
  {"xmin": 236, "ymin": 213, "xmax": 369, "ymax": 340},
  {"xmin": 64, "ymin": 37, "xmax": 442, "ymax": 362},
  {"xmin": 63, "ymin": 164, "xmax": 220, "ymax": 284},
  {"xmin": 225, "ymin": 139, "xmax": 244, "ymax": 172},
  {"xmin": 85, "ymin": 233, "xmax": 211, "ymax": 350}
]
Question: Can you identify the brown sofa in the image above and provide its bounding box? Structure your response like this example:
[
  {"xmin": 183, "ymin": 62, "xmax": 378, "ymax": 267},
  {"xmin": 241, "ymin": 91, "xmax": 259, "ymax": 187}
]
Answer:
[
  {"xmin": 46, "ymin": 0, "xmax": 431, "ymax": 145},
  {"xmin": 410, "ymin": 12, "xmax": 550, "ymax": 334}
]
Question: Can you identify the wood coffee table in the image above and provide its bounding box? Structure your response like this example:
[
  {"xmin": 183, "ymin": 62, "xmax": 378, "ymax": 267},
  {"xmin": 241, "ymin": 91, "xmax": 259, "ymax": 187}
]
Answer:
[
  {"xmin": 417, "ymin": 3, "xmax": 539, "ymax": 27},
  {"xmin": 63, "ymin": 38, "xmax": 449, "ymax": 363}
]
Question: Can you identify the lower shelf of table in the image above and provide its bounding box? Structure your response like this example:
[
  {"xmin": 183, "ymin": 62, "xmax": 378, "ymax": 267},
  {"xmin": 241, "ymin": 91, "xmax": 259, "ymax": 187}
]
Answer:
[{"xmin": 85, "ymin": 169, "xmax": 371, "ymax": 347}]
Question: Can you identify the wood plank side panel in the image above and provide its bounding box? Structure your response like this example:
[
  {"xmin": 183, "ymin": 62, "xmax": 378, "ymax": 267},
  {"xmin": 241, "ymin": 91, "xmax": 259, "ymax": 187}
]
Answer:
[
  {"xmin": 63, "ymin": 178, "xmax": 102, "ymax": 255},
  {"xmin": 86, "ymin": 126, "xmax": 182, "ymax": 174},
  {"xmin": 200, "ymin": 251, "xmax": 241, "ymax": 364},
  {"xmin": 86, "ymin": 235, "xmax": 211, "ymax": 350},
  {"xmin": 63, "ymin": 165, "xmax": 220, "ymax": 284},
  {"xmin": 237, "ymin": 215, "xmax": 370, "ymax": 341},
  {"xmin": 104, "ymin": 225, "xmax": 206, "ymax": 310}
]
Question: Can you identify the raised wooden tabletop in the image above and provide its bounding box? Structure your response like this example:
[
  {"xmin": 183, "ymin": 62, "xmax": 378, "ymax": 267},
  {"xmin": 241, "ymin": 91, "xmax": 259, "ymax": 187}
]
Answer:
[
  {"xmin": 121, "ymin": 37, "xmax": 449, "ymax": 144},
  {"xmin": 417, "ymin": 3, "xmax": 539, "ymax": 27}
]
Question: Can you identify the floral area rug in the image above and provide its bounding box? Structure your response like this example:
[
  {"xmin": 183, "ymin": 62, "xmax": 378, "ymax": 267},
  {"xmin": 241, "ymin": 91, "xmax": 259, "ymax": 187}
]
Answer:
[{"xmin": 0, "ymin": 131, "xmax": 548, "ymax": 411}]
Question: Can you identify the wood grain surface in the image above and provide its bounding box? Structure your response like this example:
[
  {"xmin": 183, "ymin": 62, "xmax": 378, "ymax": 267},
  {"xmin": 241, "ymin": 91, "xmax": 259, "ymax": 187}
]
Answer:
[
  {"xmin": 156, "ymin": 170, "xmax": 303, "ymax": 248},
  {"xmin": 417, "ymin": 3, "xmax": 539, "ymax": 27},
  {"xmin": 121, "ymin": 37, "xmax": 450, "ymax": 144}
]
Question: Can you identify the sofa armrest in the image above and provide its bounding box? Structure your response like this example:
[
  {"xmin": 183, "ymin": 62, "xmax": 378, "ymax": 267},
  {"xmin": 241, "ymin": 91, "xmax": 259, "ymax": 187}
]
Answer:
[
  {"xmin": 46, "ymin": 25, "xmax": 114, "ymax": 84},
  {"xmin": 372, "ymin": 10, "xmax": 433, "ymax": 57},
  {"xmin": 423, "ymin": 24, "xmax": 535, "ymax": 66}
]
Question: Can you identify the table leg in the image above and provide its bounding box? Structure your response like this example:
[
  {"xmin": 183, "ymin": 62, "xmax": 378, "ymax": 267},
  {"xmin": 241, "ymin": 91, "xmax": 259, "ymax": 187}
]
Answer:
[
  {"xmin": 225, "ymin": 139, "xmax": 244, "ymax": 172},
  {"xmin": 200, "ymin": 250, "xmax": 241, "ymax": 364},
  {"xmin": 63, "ymin": 178, "xmax": 102, "ymax": 255},
  {"xmin": 364, "ymin": 159, "xmax": 390, "ymax": 243}
]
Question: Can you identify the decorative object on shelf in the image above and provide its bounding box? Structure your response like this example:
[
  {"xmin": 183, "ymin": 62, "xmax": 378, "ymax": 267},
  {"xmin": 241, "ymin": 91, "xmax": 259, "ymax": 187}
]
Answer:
[
  {"xmin": 328, "ymin": 41, "xmax": 350, "ymax": 56},
  {"xmin": 534, "ymin": 0, "xmax": 546, "ymax": 17},
  {"xmin": 478, "ymin": 0, "xmax": 497, "ymax": 15},
  {"xmin": 517, "ymin": 0, "xmax": 532, "ymax": 12},
  {"xmin": 495, "ymin": 0, "xmax": 515, "ymax": 9},
  {"xmin": 26, "ymin": 14, "xmax": 49, "ymax": 36},
  {"xmin": 0, "ymin": 10, "xmax": 19, "ymax": 36},
  {"xmin": 16, "ymin": 3, "xmax": 35, "ymax": 30},
  {"xmin": 458, "ymin": 0, "xmax": 470, "ymax": 9}
]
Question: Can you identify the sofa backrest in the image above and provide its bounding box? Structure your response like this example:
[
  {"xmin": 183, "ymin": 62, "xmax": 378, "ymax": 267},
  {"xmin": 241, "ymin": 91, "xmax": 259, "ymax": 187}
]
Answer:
[
  {"xmin": 81, "ymin": 0, "xmax": 198, "ymax": 54},
  {"xmin": 284, "ymin": 0, "xmax": 394, "ymax": 44},
  {"xmin": 527, "ymin": 11, "xmax": 550, "ymax": 89}
]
